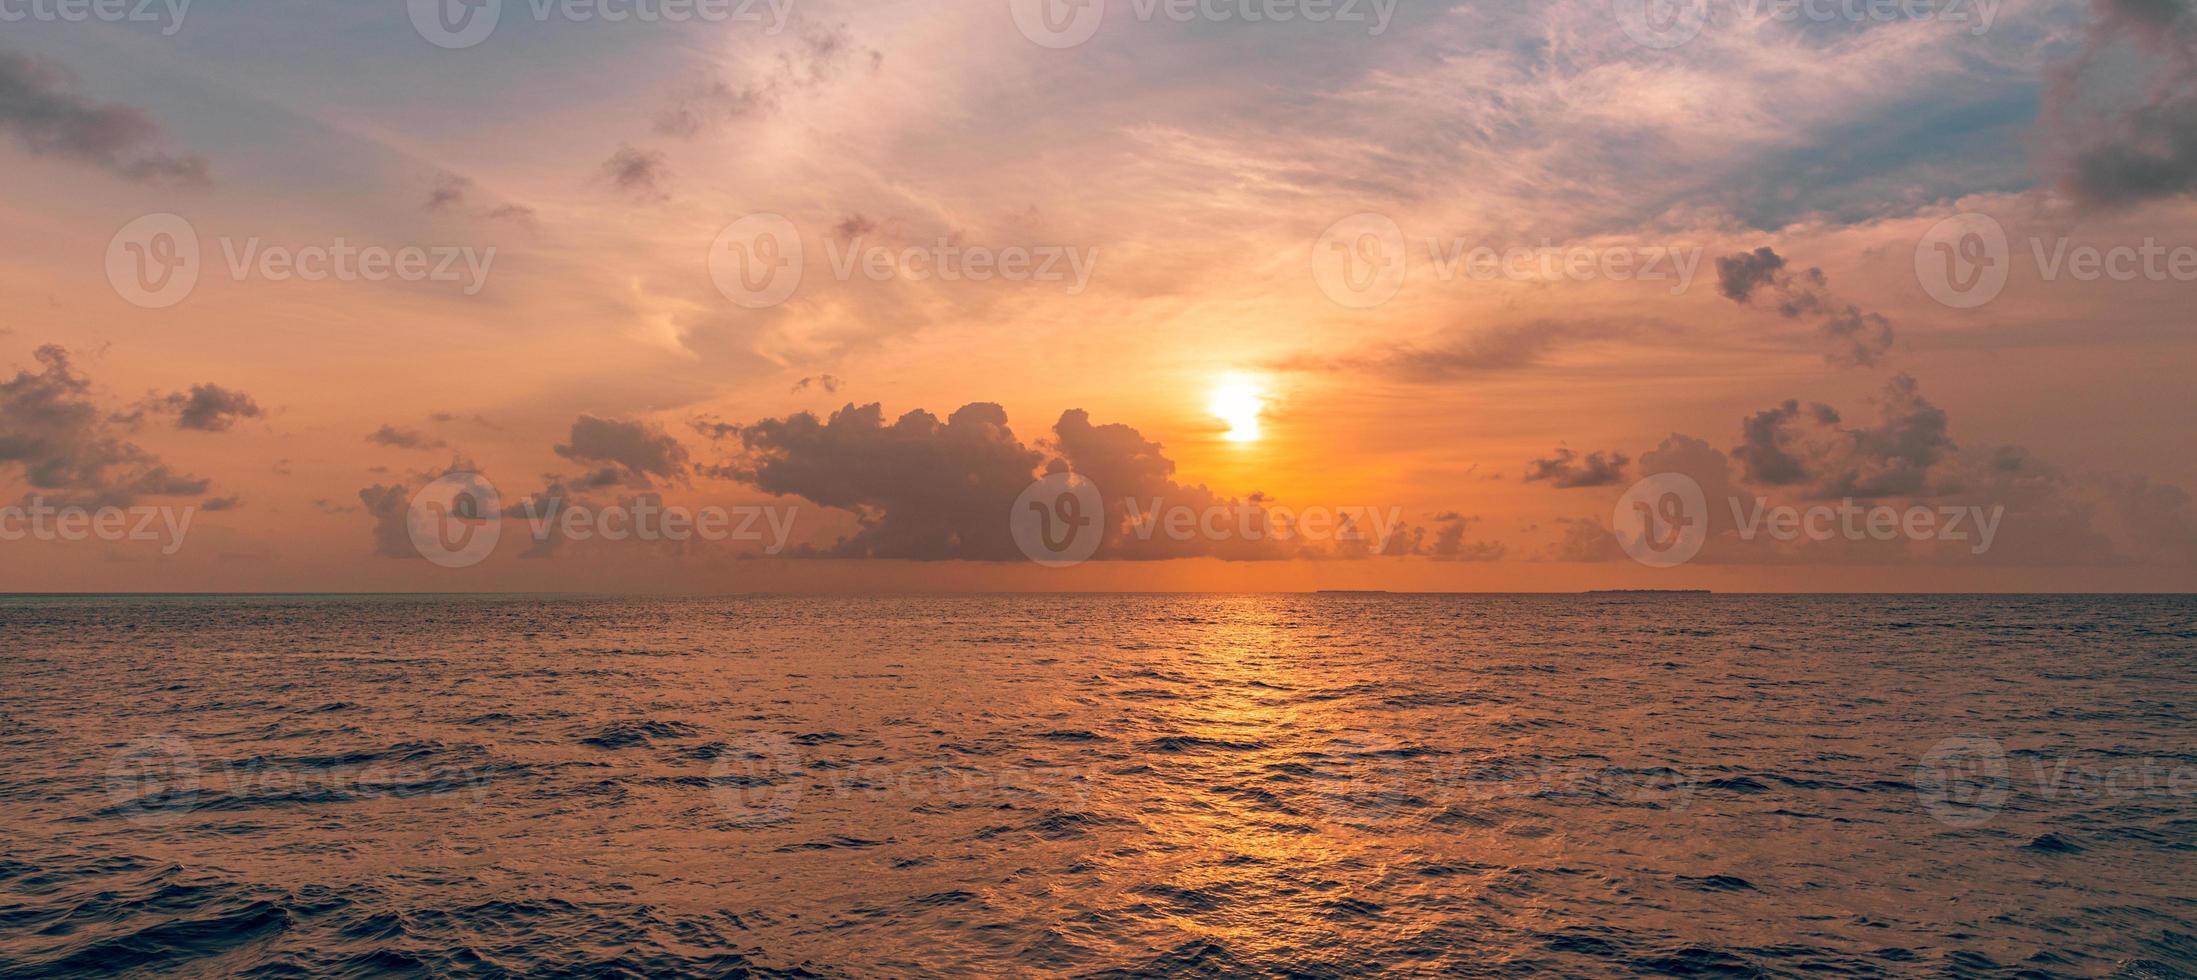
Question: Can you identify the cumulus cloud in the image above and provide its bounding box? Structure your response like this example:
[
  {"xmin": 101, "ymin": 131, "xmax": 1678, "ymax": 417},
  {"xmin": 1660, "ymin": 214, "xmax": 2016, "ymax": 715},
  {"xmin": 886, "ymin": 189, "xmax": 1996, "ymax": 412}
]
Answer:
[
  {"xmin": 0, "ymin": 346, "xmax": 212, "ymax": 506},
  {"xmin": 554, "ymin": 416, "xmax": 691, "ymax": 486},
  {"xmin": 2047, "ymin": 0, "xmax": 2197, "ymax": 208},
  {"xmin": 0, "ymin": 50, "xmax": 209, "ymax": 186},
  {"xmin": 720, "ymin": 402, "xmax": 1415, "ymax": 562},
  {"xmin": 725, "ymin": 402, "xmax": 1041, "ymax": 560},
  {"xmin": 1714, "ymin": 247, "xmax": 1895, "ymax": 368},
  {"xmin": 1731, "ymin": 375, "xmax": 1954, "ymax": 498},
  {"xmin": 1524, "ymin": 448, "xmax": 1631, "ymax": 488}
]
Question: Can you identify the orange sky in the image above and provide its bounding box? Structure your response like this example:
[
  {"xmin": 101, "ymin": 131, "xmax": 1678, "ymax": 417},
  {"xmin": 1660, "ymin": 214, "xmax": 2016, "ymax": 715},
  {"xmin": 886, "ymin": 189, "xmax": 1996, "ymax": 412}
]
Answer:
[{"xmin": 3, "ymin": 0, "xmax": 2195, "ymax": 591}]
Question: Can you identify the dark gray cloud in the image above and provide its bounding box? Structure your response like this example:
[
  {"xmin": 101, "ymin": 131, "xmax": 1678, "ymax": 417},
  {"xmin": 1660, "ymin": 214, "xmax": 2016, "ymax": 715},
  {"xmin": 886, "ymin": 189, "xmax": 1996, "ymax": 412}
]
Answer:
[
  {"xmin": 367, "ymin": 424, "xmax": 445, "ymax": 450},
  {"xmin": 117, "ymin": 383, "xmax": 264, "ymax": 432},
  {"xmin": 0, "ymin": 50, "xmax": 209, "ymax": 186},
  {"xmin": 1714, "ymin": 247, "xmax": 1894, "ymax": 368},
  {"xmin": 721, "ymin": 402, "xmax": 1406, "ymax": 561},
  {"xmin": 1732, "ymin": 374, "xmax": 1953, "ymax": 498},
  {"xmin": 554, "ymin": 415, "xmax": 691, "ymax": 486},
  {"xmin": 726, "ymin": 402, "xmax": 1041, "ymax": 560},
  {"xmin": 0, "ymin": 346, "xmax": 212, "ymax": 506},
  {"xmin": 601, "ymin": 146, "xmax": 669, "ymax": 200},
  {"xmin": 2049, "ymin": 0, "xmax": 2197, "ymax": 208},
  {"xmin": 793, "ymin": 374, "xmax": 842, "ymax": 394},
  {"xmin": 1524, "ymin": 448, "xmax": 1630, "ymax": 489}
]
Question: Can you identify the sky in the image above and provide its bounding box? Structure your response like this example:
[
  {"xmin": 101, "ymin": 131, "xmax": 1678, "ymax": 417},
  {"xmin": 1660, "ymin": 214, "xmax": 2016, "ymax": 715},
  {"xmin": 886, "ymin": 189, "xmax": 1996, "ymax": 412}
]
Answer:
[{"xmin": 2, "ymin": 0, "xmax": 2195, "ymax": 592}]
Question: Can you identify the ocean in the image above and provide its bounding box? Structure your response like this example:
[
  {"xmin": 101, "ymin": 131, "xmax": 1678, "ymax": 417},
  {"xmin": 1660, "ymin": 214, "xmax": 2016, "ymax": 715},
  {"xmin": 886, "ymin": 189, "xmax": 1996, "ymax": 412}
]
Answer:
[{"xmin": 0, "ymin": 594, "xmax": 2191, "ymax": 976}]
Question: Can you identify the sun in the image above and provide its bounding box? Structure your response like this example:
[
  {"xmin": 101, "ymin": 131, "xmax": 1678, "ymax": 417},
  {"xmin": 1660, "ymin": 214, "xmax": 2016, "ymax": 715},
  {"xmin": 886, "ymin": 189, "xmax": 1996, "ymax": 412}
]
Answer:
[{"xmin": 1209, "ymin": 373, "xmax": 1266, "ymax": 443}]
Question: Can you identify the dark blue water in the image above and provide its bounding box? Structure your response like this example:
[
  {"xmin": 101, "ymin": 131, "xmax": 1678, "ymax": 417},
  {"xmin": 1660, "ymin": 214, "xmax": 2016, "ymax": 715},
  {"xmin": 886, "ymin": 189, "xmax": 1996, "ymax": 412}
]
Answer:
[{"xmin": 1, "ymin": 594, "xmax": 2192, "ymax": 976}]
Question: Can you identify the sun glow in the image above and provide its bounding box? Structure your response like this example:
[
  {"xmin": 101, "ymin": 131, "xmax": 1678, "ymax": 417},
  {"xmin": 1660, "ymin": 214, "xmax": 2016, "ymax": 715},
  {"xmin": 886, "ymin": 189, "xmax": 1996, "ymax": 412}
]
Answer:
[{"xmin": 1209, "ymin": 373, "xmax": 1266, "ymax": 443}]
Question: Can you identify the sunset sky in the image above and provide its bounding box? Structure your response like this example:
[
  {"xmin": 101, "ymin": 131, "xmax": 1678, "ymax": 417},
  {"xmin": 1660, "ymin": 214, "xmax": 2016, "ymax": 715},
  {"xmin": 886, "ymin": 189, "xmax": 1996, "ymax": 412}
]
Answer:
[{"xmin": 4, "ymin": 0, "xmax": 2195, "ymax": 591}]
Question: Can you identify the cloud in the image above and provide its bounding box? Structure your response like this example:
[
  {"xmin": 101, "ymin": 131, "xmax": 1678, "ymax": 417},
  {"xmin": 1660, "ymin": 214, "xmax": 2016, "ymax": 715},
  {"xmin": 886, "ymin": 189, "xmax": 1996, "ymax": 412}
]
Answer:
[
  {"xmin": 366, "ymin": 424, "xmax": 446, "ymax": 450},
  {"xmin": 425, "ymin": 173, "xmax": 470, "ymax": 211},
  {"xmin": 1376, "ymin": 513, "xmax": 1509, "ymax": 561},
  {"xmin": 1283, "ymin": 320, "xmax": 1628, "ymax": 382},
  {"xmin": 553, "ymin": 415, "xmax": 690, "ymax": 486},
  {"xmin": 792, "ymin": 374, "xmax": 842, "ymax": 394},
  {"xmin": 1524, "ymin": 448, "xmax": 1631, "ymax": 489},
  {"xmin": 1732, "ymin": 374, "xmax": 1954, "ymax": 498},
  {"xmin": 201, "ymin": 494, "xmax": 242, "ymax": 511},
  {"xmin": 601, "ymin": 146, "xmax": 669, "ymax": 200},
  {"xmin": 653, "ymin": 22, "xmax": 883, "ymax": 139},
  {"xmin": 722, "ymin": 402, "xmax": 1420, "ymax": 561},
  {"xmin": 725, "ymin": 402, "xmax": 1041, "ymax": 560},
  {"xmin": 1714, "ymin": 247, "xmax": 1894, "ymax": 368},
  {"xmin": 2047, "ymin": 0, "xmax": 2197, "ymax": 208},
  {"xmin": 0, "ymin": 346, "xmax": 212, "ymax": 506},
  {"xmin": 115, "ymin": 384, "xmax": 264, "ymax": 432},
  {"xmin": 0, "ymin": 50, "xmax": 209, "ymax": 186}
]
